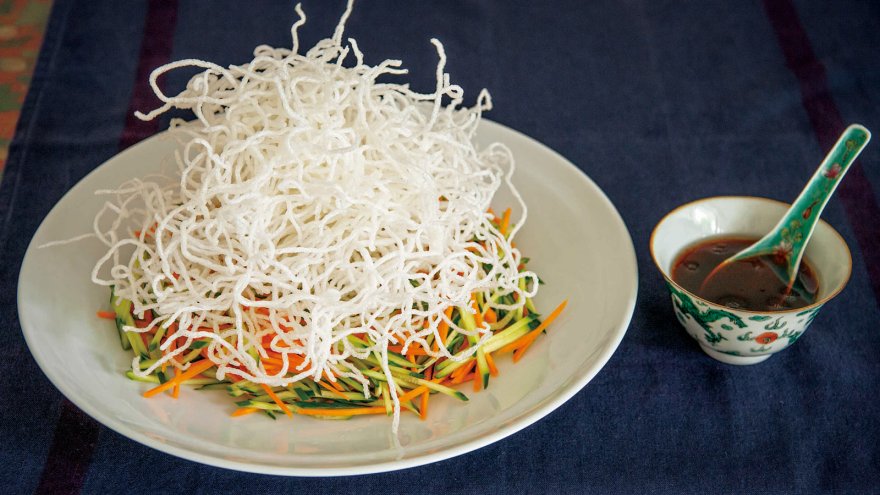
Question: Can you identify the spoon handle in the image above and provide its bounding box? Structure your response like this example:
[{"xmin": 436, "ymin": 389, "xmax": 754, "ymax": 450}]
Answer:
[{"xmin": 729, "ymin": 124, "xmax": 871, "ymax": 281}]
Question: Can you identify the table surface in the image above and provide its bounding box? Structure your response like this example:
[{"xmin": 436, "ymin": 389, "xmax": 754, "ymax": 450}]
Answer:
[{"xmin": 2, "ymin": 1, "xmax": 879, "ymax": 493}]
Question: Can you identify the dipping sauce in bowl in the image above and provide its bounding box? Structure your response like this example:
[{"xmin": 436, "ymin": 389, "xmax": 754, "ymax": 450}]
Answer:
[{"xmin": 671, "ymin": 236, "xmax": 819, "ymax": 312}]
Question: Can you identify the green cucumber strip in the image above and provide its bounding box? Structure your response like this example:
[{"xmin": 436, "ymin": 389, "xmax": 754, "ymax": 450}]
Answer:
[
  {"xmin": 515, "ymin": 278, "xmax": 527, "ymax": 321},
  {"xmin": 239, "ymin": 400, "xmax": 281, "ymax": 411},
  {"xmin": 476, "ymin": 347, "xmax": 490, "ymax": 389},
  {"xmin": 363, "ymin": 353, "xmax": 425, "ymax": 378},
  {"xmin": 525, "ymin": 296, "xmax": 538, "ymax": 315},
  {"xmin": 110, "ymin": 287, "xmax": 131, "ymax": 351},
  {"xmin": 195, "ymin": 381, "xmax": 230, "ymax": 390},
  {"xmin": 306, "ymin": 414, "xmax": 353, "ymax": 420},
  {"xmin": 179, "ymin": 347, "xmax": 203, "ymax": 364},
  {"xmin": 125, "ymin": 370, "xmax": 159, "ymax": 383},
  {"xmin": 318, "ymin": 390, "xmax": 370, "ymax": 401},
  {"xmin": 337, "ymin": 376, "xmax": 364, "ymax": 392},
  {"xmin": 148, "ymin": 324, "xmax": 167, "ymax": 354},
  {"xmin": 433, "ymin": 356, "xmax": 471, "ymax": 378},
  {"xmin": 137, "ymin": 358, "xmax": 157, "ymax": 371},
  {"xmin": 248, "ymin": 390, "xmax": 298, "ymax": 403},
  {"xmin": 125, "ymin": 371, "xmax": 220, "ymax": 387},
  {"xmin": 488, "ymin": 309, "xmax": 516, "ymax": 330},
  {"xmin": 457, "ymin": 305, "xmax": 477, "ymax": 332},
  {"xmin": 482, "ymin": 316, "xmax": 536, "ymax": 353},
  {"xmin": 386, "ymin": 369, "xmax": 468, "ymax": 401},
  {"xmin": 435, "ymin": 315, "xmax": 535, "ymax": 377},
  {"xmin": 111, "ymin": 290, "xmax": 148, "ymax": 357},
  {"xmin": 382, "ymin": 383, "xmax": 392, "ymax": 415}
]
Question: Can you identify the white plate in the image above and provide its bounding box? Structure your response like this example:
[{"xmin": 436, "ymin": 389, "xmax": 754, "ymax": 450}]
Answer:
[{"xmin": 18, "ymin": 120, "xmax": 637, "ymax": 476}]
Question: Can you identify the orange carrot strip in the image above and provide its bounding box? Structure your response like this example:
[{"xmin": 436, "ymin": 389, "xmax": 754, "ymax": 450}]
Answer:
[
  {"xmin": 397, "ymin": 385, "xmax": 429, "ymax": 404},
  {"xmin": 172, "ymin": 383, "xmax": 180, "ymax": 399},
  {"xmin": 437, "ymin": 307, "xmax": 453, "ymax": 350},
  {"xmin": 511, "ymin": 299, "xmax": 568, "ymax": 362},
  {"xmin": 484, "ymin": 307, "xmax": 497, "ymax": 323},
  {"xmin": 296, "ymin": 407, "xmax": 386, "ymax": 417},
  {"xmin": 450, "ymin": 360, "xmax": 476, "ymax": 383},
  {"xmin": 96, "ymin": 311, "xmax": 116, "ymax": 320},
  {"xmin": 419, "ymin": 369, "xmax": 433, "ymax": 420},
  {"xmin": 323, "ymin": 374, "xmax": 345, "ymax": 393},
  {"xmin": 500, "ymin": 208, "xmax": 512, "ymax": 236},
  {"xmin": 473, "ymin": 372, "xmax": 482, "ymax": 392},
  {"xmin": 143, "ymin": 359, "xmax": 215, "ymax": 398},
  {"xmin": 260, "ymin": 383, "xmax": 293, "ymax": 418},
  {"xmin": 318, "ymin": 381, "xmax": 348, "ymax": 399},
  {"xmin": 231, "ymin": 407, "xmax": 260, "ymax": 417},
  {"xmin": 388, "ymin": 345, "xmax": 429, "ymax": 356},
  {"xmin": 419, "ymin": 388, "xmax": 430, "ymax": 420},
  {"xmin": 453, "ymin": 372, "xmax": 476, "ymax": 385},
  {"xmin": 472, "ymin": 296, "xmax": 484, "ymax": 329},
  {"xmin": 485, "ymin": 352, "xmax": 499, "ymax": 376}
]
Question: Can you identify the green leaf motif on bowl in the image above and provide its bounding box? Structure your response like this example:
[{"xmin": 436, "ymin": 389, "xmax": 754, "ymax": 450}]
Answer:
[
  {"xmin": 764, "ymin": 317, "xmax": 787, "ymax": 330},
  {"xmin": 748, "ymin": 315, "xmax": 772, "ymax": 321},
  {"xmin": 781, "ymin": 329, "xmax": 804, "ymax": 345},
  {"xmin": 666, "ymin": 283, "xmax": 746, "ymax": 347}
]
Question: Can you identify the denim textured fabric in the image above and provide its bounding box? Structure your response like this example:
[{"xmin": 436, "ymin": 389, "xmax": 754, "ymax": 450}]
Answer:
[{"xmin": 1, "ymin": 1, "xmax": 878, "ymax": 493}]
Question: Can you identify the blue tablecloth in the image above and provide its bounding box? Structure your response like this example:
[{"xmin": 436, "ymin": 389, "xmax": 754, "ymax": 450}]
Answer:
[{"xmin": 2, "ymin": 1, "xmax": 878, "ymax": 493}]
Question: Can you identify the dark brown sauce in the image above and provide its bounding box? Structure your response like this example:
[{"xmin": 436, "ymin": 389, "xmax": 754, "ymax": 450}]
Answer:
[{"xmin": 671, "ymin": 237, "xmax": 819, "ymax": 311}]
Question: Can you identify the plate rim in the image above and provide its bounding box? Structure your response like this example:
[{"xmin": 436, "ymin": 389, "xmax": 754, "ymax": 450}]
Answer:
[{"xmin": 17, "ymin": 119, "xmax": 638, "ymax": 476}]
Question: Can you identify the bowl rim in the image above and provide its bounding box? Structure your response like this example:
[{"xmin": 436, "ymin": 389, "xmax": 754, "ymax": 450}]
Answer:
[{"xmin": 649, "ymin": 195, "xmax": 852, "ymax": 315}]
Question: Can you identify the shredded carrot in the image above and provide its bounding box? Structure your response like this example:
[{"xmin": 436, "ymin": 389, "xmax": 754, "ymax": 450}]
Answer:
[
  {"xmin": 407, "ymin": 349, "xmax": 417, "ymax": 371},
  {"xmin": 231, "ymin": 407, "xmax": 260, "ymax": 417},
  {"xmin": 318, "ymin": 380, "xmax": 349, "ymax": 399},
  {"xmin": 472, "ymin": 296, "xmax": 484, "ymax": 329},
  {"xmin": 451, "ymin": 360, "xmax": 476, "ymax": 384},
  {"xmin": 296, "ymin": 407, "xmax": 386, "ymax": 417},
  {"xmin": 437, "ymin": 306, "xmax": 453, "ymax": 350},
  {"xmin": 388, "ymin": 345, "xmax": 429, "ymax": 356},
  {"xmin": 512, "ymin": 299, "xmax": 568, "ymax": 362},
  {"xmin": 418, "ymin": 369, "xmax": 432, "ymax": 420},
  {"xmin": 485, "ymin": 352, "xmax": 499, "ymax": 376},
  {"xmin": 473, "ymin": 372, "xmax": 482, "ymax": 392},
  {"xmin": 323, "ymin": 374, "xmax": 345, "ymax": 393},
  {"xmin": 96, "ymin": 310, "xmax": 116, "ymax": 320},
  {"xmin": 500, "ymin": 208, "xmax": 511, "ymax": 236},
  {"xmin": 143, "ymin": 359, "xmax": 215, "ymax": 398},
  {"xmin": 453, "ymin": 373, "xmax": 475, "ymax": 385},
  {"xmin": 172, "ymin": 383, "xmax": 180, "ymax": 399},
  {"xmin": 397, "ymin": 385, "xmax": 429, "ymax": 404},
  {"xmin": 484, "ymin": 307, "xmax": 497, "ymax": 323},
  {"xmin": 260, "ymin": 383, "xmax": 293, "ymax": 418},
  {"xmin": 419, "ymin": 388, "xmax": 430, "ymax": 420}
]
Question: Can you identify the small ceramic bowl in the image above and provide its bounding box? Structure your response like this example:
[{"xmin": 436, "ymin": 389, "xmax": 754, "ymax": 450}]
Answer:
[{"xmin": 650, "ymin": 196, "xmax": 851, "ymax": 365}]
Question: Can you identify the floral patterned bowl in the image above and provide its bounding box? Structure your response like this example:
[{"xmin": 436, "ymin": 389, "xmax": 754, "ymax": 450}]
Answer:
[{"xmin": 650, "ymin": 196, "xmax": 851, "ymax": 365}]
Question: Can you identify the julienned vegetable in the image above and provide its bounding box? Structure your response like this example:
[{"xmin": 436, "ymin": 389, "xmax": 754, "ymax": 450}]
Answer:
[
  {"xmin": 88, "ymin": 1, "xmax": 564, "ymax": 430},
  {"xmin": 100, "ymin": 211, "xmax": 566, "ymax": 421}
]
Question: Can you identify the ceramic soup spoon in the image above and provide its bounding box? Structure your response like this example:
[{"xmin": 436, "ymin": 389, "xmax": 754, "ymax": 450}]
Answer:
[{"xmin": 701, "ymin": 124, "xmax": 871, "ymax": 294}]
